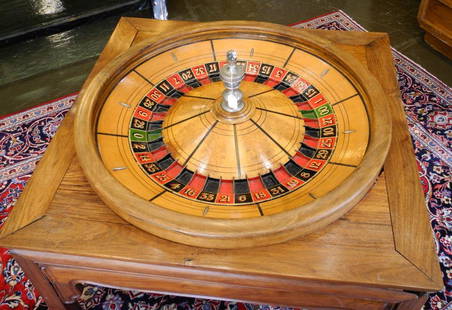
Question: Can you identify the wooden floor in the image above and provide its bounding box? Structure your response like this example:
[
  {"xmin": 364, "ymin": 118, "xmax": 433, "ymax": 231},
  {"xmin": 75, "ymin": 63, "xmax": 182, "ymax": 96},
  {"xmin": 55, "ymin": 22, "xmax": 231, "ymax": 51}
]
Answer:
[{"xmin": 0, "ymin": 0, "xmax": 141, "ymax": 42}]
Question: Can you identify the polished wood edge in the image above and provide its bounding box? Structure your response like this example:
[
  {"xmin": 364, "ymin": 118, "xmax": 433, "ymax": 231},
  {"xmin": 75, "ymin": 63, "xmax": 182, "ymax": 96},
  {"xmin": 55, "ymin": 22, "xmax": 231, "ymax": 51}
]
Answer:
[
  {"xmin": 12, "ymin": 249, "xmax": 419, "ymax": 305},
  {"xmin": 364, "ymin": 34, "xmax": 442, "ymax": 288}
]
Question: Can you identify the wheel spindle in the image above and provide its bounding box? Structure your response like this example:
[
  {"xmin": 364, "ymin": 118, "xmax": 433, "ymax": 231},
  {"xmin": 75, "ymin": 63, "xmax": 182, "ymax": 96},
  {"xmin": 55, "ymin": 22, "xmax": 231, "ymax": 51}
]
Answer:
[{"xmin": 220, "ymin": 50, "xmax": 245, "ymax": 112}]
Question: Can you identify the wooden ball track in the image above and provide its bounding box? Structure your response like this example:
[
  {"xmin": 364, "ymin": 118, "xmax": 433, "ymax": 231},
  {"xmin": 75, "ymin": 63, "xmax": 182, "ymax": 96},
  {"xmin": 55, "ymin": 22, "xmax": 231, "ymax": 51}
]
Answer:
[{"xmin": 74, "ymin": 21, "xmax": 392, "ymax": 248}]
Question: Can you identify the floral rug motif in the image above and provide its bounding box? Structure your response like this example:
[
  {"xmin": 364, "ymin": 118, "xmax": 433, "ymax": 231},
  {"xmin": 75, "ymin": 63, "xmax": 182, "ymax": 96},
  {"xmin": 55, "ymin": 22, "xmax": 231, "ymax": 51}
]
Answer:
[
  {"xmin": 0, "ymin": 10, "xmax": 450, "ymax": 310},
  {"xmin": 0, "ymin": 94, "xmax": 75, "ymax": 309}
]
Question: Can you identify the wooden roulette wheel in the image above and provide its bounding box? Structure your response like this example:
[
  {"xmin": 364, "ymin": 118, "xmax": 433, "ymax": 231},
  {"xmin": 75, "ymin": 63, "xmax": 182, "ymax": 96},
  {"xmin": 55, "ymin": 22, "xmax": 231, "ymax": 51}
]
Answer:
[{"xmin": 75, "ymin": 21, "xmax": 391, "ymax": 248}]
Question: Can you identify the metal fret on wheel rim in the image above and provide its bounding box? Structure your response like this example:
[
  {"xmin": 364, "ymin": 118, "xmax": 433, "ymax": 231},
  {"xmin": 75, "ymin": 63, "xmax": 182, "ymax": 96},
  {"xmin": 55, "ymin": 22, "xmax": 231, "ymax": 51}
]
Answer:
[{"xmin": 74, "ymin": 21, "xmax": 392, "ymax": 248}]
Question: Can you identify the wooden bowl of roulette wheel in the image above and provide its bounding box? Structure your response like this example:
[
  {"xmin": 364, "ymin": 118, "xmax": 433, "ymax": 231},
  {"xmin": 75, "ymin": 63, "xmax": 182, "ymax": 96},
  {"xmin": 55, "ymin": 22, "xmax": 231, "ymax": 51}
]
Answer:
[{"xmin": 74, "ymin": 20, "xmax": 392, "ymax": 249}]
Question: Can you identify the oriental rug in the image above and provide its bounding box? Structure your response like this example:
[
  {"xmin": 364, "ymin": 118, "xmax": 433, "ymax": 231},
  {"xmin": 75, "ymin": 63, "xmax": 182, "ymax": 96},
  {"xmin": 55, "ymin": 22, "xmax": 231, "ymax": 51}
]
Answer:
[{"xmin": 0, "ymin": 10, "xmax": 450, "ymax": 310}]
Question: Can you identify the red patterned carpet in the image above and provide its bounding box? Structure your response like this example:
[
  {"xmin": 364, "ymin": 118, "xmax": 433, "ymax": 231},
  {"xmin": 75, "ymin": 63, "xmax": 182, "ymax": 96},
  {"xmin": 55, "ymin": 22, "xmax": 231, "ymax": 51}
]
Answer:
[{"xmin": 0, "ymin": 11, "xmax": 450, "ymax": 310}]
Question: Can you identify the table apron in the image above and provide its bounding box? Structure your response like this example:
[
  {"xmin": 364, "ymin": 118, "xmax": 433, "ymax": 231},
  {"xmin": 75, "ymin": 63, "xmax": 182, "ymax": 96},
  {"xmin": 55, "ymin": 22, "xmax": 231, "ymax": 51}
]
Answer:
[{"xmin": 10, "ymin": 249, "xmax": 422, "ymax": 310}]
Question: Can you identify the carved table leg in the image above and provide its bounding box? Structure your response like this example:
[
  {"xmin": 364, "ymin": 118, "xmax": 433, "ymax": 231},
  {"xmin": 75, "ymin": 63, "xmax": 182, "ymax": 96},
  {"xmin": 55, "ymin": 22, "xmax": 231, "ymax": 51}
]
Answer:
[{"xmin": 12, "ymin": 252, "xmax": 68, "ymax": 310}]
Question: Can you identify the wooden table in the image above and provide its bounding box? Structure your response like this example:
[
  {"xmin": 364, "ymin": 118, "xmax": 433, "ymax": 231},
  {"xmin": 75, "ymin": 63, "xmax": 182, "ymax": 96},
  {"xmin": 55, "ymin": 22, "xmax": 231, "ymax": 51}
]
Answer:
[
  {"xmin": 418, "ymin": 0, "xmax": 452, "ymax": 59},
  {"xmin": 0, "ymin": 18, "xmax": 442, "ymax": 310}
]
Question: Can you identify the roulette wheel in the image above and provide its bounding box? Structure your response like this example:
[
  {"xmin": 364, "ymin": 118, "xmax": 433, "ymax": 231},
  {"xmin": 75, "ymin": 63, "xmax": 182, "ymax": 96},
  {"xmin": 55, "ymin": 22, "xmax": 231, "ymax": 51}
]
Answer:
[{"xmin": 74, "ymin": 21, "xmax": 391, "ymax": 248}]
